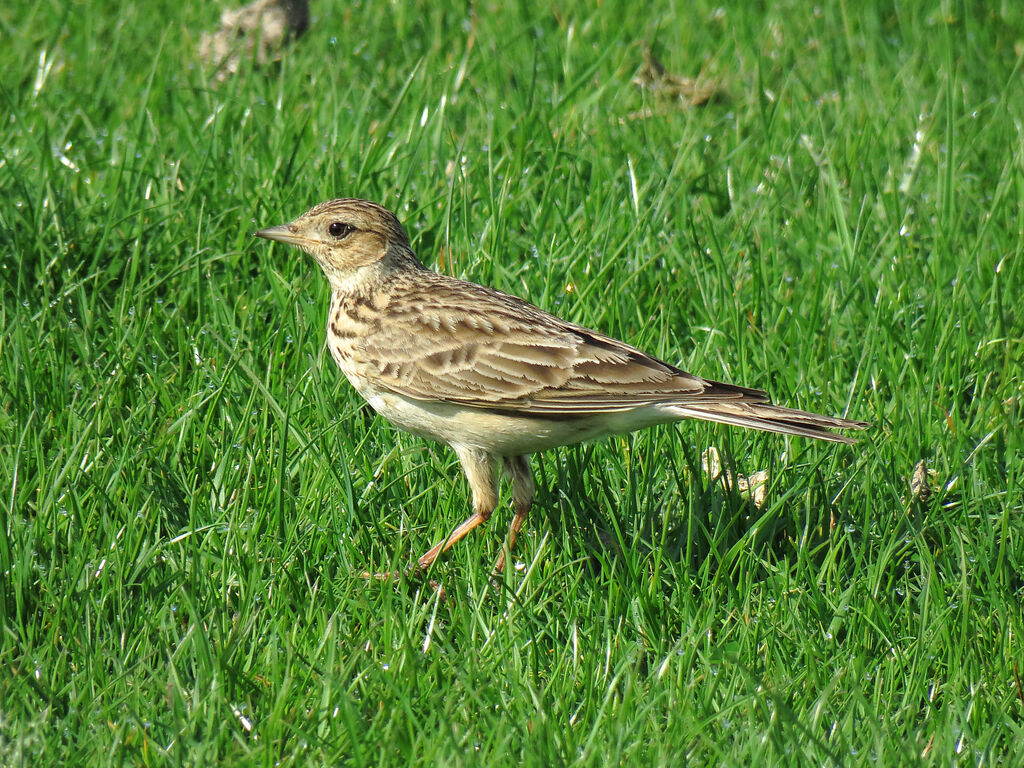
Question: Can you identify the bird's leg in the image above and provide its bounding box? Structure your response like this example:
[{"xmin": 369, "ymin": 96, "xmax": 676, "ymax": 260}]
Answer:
[
  {"xmin": 414, "ymin": 507, "xmax": 488, "ymax": 569},
  {"xmin": 363, "ymin": 446, "xmax": 499, "ymax": 582},
  {"xmin": 365, "ymin": 452, "xmax": 494, "ymax": 580},
  {"xmin": 415, "ymin": 446, "xmax": 499, "ymax": 570},
  {"xmin": 493, "ymin": 455, "xmax": 535, "ymax": 575}
]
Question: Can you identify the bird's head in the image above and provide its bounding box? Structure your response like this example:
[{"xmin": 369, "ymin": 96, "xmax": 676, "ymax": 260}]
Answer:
[{"xmin": 254, "ymin": 198, "xmax": 422, "ymax": 290}]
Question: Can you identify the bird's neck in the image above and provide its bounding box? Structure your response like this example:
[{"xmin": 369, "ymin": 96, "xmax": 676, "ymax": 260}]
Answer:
[{"xmin": 324, "ymin": 243, "xmax": 425, "ymax": 298}]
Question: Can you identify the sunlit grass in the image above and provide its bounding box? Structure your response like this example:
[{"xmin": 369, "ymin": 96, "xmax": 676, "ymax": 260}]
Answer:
[{"xmin": 1, "ymin": 1, "xmax": 1022, "ymax": 765}]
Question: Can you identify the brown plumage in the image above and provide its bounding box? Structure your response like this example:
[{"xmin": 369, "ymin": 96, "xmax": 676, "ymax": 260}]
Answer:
[{"xmin": 255, "ymin": 199, "xmax": 868, "ymax": 577}]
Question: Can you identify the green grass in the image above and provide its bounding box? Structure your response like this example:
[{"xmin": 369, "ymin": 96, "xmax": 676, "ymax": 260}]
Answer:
[{"xmin": 2, "ymin": 0, "xmax": 1022, "ymax": 764}]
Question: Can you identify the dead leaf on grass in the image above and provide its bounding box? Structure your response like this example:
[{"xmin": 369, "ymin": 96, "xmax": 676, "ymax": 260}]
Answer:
[
  {"xmin": 200, "ymin": 0, "xmax": 310, "ymax": 82},
  {"xmin": 701, "ymin": 446, "xmax": 769, "ymax": 509},
  {"xmin": 623, "ymin": 44, "xmax": 723, "ymax": 122}
]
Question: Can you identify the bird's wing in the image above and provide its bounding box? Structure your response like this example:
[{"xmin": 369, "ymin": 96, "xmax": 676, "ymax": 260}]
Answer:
[{"xmin": 354, "ymin": 276, "xmax": 767, "ymax": 415}]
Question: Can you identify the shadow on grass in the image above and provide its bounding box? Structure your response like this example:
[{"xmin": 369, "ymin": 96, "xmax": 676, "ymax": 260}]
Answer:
[{"xmin": 529, "ymin": 438, "xmax": 871, "ymax": 594}]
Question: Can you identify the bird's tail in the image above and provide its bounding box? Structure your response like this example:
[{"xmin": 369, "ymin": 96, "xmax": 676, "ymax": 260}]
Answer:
[{"xmin": 668, "ymin": 401, "xmax": 869, "ymax": 444}]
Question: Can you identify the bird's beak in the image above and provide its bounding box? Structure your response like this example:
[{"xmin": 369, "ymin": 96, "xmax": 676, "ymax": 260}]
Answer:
[{"xmin": 252, "ymin": 223, "xmax": 304, "ymax": 246}]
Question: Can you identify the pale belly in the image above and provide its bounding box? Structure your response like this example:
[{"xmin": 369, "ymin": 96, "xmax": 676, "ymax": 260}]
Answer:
[{"xmin": 343, "ymin": 371, "xmax": 672, "ymax": 455}]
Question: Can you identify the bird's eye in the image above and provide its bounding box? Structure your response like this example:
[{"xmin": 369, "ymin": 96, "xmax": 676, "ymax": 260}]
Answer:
[{"xmin": 327, "ymin": 221, "xmax": 354, "ymax": 239}]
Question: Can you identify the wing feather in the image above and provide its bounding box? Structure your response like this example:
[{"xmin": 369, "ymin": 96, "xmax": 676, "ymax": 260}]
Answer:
[{"xmin": 351, "ymin": 275, "xmax": 757, "ymax": 414}]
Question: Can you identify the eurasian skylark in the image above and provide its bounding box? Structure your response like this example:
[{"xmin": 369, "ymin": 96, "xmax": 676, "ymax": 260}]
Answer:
[{"xmin": 254, "ymin": 199, "xmax": 868, "ymax": 576}]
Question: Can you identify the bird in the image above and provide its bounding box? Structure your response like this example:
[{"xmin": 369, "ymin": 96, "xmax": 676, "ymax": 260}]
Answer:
[{"xmin": 254, "ymin": 198, "xmax": 868, "ymax": 578}]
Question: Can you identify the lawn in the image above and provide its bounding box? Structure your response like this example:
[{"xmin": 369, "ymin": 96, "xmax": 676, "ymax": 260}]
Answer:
[{"xmin": 1, "ymin": 0, "xmax": 1022, "ymax": 765}]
